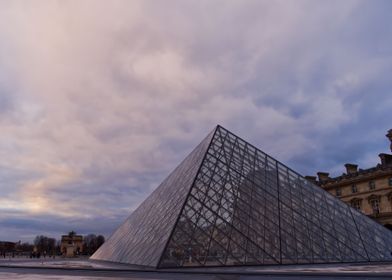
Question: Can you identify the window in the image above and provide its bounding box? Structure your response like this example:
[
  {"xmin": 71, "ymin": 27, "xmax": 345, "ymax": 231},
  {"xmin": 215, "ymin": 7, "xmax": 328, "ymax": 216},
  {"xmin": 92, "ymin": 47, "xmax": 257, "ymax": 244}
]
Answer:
[
  {"xmin": 389, "ymin": 177, "xmax": 392, "ymax": 187},
  {"xmin": 370, "ymin": 198, "xmax": 380, "ymax": 214},
  {"xmin": 351, "ymin": 184, "xmax": 357, "ymax": 193},
  {"xmin": 351, "ymin": 200, "xmax": 361, "ymax": 211},
  {"xmin": 369, "ymin": 180, "xmax": 376, "ymax": 190},
  {"xmin": 336, "ymin": 188, "xmax": 342, "ymax": 197}
]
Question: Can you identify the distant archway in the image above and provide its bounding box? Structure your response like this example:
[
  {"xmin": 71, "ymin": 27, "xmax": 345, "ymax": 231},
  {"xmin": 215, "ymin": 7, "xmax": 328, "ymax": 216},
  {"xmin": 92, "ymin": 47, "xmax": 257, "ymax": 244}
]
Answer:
[{"xmin": 384, "ymin": 224, "xmax": 392, "ymax": 231}]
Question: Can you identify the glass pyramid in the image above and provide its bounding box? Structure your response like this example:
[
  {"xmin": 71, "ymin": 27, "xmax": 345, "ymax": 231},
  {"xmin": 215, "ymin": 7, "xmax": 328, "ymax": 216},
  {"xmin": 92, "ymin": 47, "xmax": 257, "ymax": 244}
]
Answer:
[{"xmin": 92, "ymin": 125, "xmax": 392, "ymax": 268}]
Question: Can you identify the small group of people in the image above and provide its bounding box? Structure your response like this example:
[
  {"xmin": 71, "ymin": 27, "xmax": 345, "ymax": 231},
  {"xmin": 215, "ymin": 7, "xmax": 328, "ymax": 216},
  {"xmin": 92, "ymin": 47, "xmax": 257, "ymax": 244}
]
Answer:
[
  {"xmin": 29, "ymin": 251, "xmax": 41, "ymax": 258},
  {"xmin": 29, "ymin": 251, "xmax": 55, "ymax": 259},
  {"xmin": 1, "ymin": 251, "xmax": 15, "ymax": 258}
]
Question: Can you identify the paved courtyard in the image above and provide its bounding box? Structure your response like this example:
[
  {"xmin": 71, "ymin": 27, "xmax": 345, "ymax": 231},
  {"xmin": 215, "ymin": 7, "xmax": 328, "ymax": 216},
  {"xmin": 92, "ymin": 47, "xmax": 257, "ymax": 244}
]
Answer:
[{"xmin": 1, "ymin": 258, "xmax": 392, "ymax": 279}]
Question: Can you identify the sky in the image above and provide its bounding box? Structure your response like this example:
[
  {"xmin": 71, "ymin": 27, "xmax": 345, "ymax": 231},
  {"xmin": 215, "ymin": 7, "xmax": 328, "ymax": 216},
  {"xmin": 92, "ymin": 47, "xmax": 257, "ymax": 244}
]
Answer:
[{"xmin": 0, "ymin": 0, "xmax": 392, "ymax": 242}]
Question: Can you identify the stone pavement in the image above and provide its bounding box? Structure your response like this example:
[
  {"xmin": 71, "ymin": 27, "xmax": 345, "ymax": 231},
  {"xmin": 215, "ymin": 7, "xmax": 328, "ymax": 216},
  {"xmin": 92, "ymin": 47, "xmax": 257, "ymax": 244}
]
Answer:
[{"xmin": 1, "ymin": 258, "xmax": 392, "ymax": 279}]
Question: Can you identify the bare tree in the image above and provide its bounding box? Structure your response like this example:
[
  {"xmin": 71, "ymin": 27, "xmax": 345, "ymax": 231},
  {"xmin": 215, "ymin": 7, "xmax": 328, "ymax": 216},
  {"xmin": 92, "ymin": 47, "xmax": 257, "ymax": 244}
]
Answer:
[
  {"xmin": 33, "ymin": 235, "xmax": 57, "ymax": 256},
  {"xmin": 83, "ymin": 234, "xmax": 105, "ymax": 255}
]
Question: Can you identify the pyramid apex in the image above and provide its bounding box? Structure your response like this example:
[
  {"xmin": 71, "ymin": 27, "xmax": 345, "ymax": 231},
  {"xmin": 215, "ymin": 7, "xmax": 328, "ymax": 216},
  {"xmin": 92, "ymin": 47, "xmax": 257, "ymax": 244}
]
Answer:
[
  {"xmin": 214, "ymin": 124, "xmax": 223, "ymax": 130},
  {"xmin": 93, "ymin": 124, "xmax": 392, "ymax": 268}
]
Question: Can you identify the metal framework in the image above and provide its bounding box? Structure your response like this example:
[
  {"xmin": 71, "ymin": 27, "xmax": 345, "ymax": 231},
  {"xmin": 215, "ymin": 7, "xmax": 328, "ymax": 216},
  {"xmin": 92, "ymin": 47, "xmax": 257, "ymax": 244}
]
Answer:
[{"xmin": 92, "ymin": 125, "xmax": 392, "ymax": 268}]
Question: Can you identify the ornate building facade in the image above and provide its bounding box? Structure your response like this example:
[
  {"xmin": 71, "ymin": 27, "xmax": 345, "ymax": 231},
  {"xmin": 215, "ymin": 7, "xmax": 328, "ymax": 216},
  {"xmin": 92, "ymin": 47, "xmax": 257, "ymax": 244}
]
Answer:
[
  {"xmin": 306, "ymin": 129, "xmax": 392, "ymax": 229},
  {"xmin": 60, "ymin": 231, "xmax": 83, "ymax": 257}
]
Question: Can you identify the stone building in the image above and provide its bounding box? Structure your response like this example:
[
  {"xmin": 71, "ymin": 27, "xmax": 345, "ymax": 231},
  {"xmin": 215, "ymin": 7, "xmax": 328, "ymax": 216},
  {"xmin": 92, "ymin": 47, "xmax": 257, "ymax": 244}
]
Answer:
[
  {"xmin": 0, "ymin": 241, "xmax": 16, "ymax": 256},
  {"xmin": 60, "ymin": 231, "xmax": 83, "ymax": 257},
  {"xmin": 306, "ymin": 129, "xmax": 392, "ymax": 229}
]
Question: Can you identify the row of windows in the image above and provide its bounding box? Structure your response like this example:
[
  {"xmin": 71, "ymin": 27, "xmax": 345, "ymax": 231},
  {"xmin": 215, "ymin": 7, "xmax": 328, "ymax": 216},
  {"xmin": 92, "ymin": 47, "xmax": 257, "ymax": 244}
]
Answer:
[
  {"xmin": 351, "ymin": 198, "xmax": 380, "ymax": 215},
  {"xmin": 335, "ymin": 177, "xmax": 392, "ymax": 197}
]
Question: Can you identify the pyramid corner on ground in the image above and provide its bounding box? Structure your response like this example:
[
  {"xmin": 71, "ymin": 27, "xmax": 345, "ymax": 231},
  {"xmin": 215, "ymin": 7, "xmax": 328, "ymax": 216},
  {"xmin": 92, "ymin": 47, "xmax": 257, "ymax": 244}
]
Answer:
[{"xmin": 91, "ymin": 127, "xmax": 217, "ymax": 267}]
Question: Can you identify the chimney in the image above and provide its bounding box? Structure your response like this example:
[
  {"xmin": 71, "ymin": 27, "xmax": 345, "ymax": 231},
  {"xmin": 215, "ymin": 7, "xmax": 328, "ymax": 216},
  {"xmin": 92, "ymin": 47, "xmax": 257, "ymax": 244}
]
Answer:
[
  {"xmin": 317, "ymin": 172, "xmax": 330, "ymax": 182},
  {"xmin": 387, "ymin": 129, "xmax": 392, "ymax": 152},
  {"xmin": 305, "ymin": 176, "xmax": 318, "ymax": 184},
  {"xmin": 344, "ymin": 163, "xmax": 358, "ymax": 175},
  {"xmin": 379, "ymin": 153, "xmax": 392, "ymax": 166}
]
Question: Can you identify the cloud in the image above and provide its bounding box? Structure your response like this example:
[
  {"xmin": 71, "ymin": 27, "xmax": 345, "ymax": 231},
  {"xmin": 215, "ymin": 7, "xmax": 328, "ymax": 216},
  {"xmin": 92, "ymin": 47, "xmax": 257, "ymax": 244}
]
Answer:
[{"xmin": 0, "ymin": 0, "xmax": 391, "ymax": 241}]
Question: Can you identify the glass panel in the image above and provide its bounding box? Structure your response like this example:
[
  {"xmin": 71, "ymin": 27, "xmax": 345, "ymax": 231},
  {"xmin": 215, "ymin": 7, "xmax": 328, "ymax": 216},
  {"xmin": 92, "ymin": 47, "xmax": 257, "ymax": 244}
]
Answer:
[
  {"xmin": 93, "ymin": 128, "xmax": 216, "ymax": 267},
  {"xmin": 96, "ymin": 125, "xmax": 392, "ymax": 268},
  {"xmin": 159, "ymin": 126, "xmax": 392, "ymax": 267}
]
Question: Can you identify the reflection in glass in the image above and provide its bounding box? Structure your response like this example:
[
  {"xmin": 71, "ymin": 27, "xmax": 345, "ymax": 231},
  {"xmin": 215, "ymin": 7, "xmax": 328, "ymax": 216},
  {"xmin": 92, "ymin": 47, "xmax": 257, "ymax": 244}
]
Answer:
[
  {"xmin": 160, "ymin": 126, "xmax": 392, "ymax": 267},
  {"xmin": 93, "ymin": 125, "xmax": 392, "ymax": 268}
]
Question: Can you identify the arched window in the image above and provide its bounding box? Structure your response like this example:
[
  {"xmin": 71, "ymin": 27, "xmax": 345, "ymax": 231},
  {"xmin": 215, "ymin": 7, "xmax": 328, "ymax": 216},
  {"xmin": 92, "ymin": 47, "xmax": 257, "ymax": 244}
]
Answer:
[
  {"xmin": 367, "ymin": 194, "xmax": 381, "ymax": 214},
  {"xmin": 369, "ymin": 180, "xmax": 376, "ymax": 190},
  {"xmin": 350, "ymin": 198, "xmax": 362, "ymax": 211}
]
